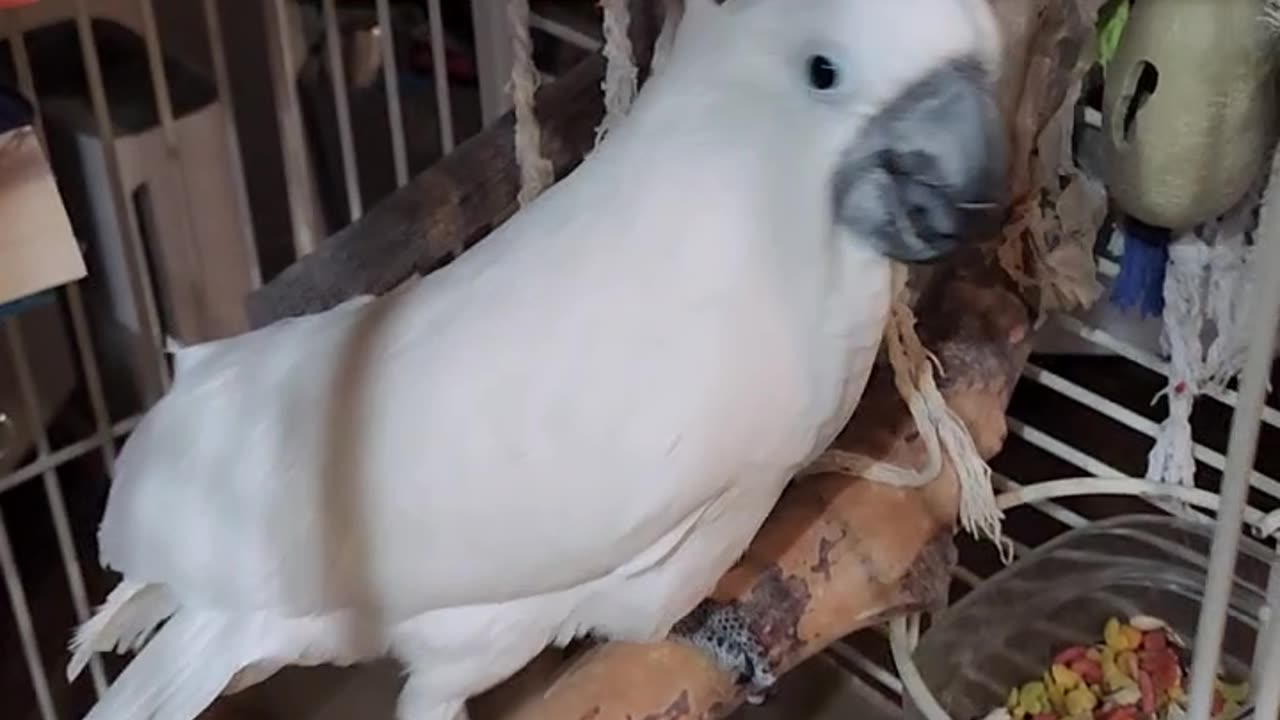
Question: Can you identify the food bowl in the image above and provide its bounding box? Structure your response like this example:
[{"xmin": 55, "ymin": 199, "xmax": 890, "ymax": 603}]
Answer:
[{"xmin": 904, "ymin": 515, "xmax": 1272, "ymax": 720}]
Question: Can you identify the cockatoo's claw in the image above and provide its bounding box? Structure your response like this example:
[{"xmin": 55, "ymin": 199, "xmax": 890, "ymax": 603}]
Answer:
[{"xmin": 671, "ymin": 600, "xmax": 777, "ymax": 704}]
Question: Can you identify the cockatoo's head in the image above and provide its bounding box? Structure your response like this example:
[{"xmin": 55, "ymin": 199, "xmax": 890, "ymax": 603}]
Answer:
[{"xmin": 669, "ymin": 0, "xmax": 1008, "ymax": 263}]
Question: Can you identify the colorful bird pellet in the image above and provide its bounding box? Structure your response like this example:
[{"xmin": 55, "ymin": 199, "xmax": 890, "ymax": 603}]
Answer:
[{"xmin": 977, "ymin": 615, "xmax": 1248, "ymax": 720}]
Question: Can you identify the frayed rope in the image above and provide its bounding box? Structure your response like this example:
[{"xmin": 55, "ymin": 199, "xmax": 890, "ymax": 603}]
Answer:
[
  {"xmin": 595, "ymin": 0, "xmax": 638, "ymax": 147},
  {"xmin": 508, "ymin": 0, "xmax": 554, "ymax": 207},
  {"xmin": 804, "ymin": 265, "xmax": 1009, "ymax": 561}
]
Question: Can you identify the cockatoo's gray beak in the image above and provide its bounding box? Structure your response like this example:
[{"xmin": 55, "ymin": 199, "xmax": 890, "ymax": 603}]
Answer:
[{"xmin": 833, "ymin": 59, "xmax": 1007, "ymax": 263}]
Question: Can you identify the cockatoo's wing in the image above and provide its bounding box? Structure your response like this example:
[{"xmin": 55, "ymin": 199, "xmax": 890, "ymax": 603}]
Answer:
[{"xmin": 97, "ymin": 149, "xmax": 820, "ymax": 622}]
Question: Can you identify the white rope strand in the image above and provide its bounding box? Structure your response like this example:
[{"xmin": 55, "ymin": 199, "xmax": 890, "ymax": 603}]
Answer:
[
  {"xmin": 1205, "ymin": 198, "xmax": 1261, "ymax": 392},
  {"xmin": 596, "ymin": 0, "xmax": 638, "ymax": 146},
  {"xmin": 804, "ymin": 265, "xmax": 1006, "ymax": 556},
  {"xmin": 508, "ymin": 0, "xmax": 554, "ymax": 206},
  {"xmin": 1145, "ymin": 235, "xmax": 1207, "ymax": 490}
]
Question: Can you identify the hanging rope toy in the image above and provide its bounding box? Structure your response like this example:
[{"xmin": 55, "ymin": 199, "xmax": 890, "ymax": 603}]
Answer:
[
  {"xmin": 1144, "ymin": 234, "xmax": 1207, "ymax": 490},
  {"xmin": 596, "ymin": 0, "xmax": 639, "ymax": 146},
  {"xmin": 1100, "ymin": 0, "xmax": 1279, "ymax": 490},
  {"xmin": 1203, "ymin": 191, "xmax": 1262, "ymax": 392},
  {"xmin": 1144, "ymin": 190, "xmax": 1265, "ymax": 491},
  {"xmin": 508, "ymin": 0, "xmax": 555, "ymax": 207}
]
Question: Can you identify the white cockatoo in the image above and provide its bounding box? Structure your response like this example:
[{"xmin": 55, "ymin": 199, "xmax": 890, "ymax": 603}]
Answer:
[{"xmin": 69, "ymin": 1, "xmax": 1006, "ymax": 718}]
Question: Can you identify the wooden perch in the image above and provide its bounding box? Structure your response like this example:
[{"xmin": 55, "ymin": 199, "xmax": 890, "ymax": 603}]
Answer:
[{"xmin": 236, "ymin": 1, "xmax": 1104, "ymax": 718}]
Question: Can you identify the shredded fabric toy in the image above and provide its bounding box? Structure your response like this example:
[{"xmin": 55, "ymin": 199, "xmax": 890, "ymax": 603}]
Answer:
[
  {"xmin": 1110, "ymin": 218, "xmax": 1172, "ymax": 318},
  {"xmin": 1144, "ymin": 192, "xmax": 1265, "ymax": 491},
  {"xmin": 1203, "ymin": 198, "xmax": 1261, "ymax": 393},
  {"xmin": 1146, "ymin": 235, "xmax": 1208, "ymax": 490}
]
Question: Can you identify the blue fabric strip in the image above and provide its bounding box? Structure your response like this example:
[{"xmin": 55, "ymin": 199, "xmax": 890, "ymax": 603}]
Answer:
[{"xmin": 1109, "ymin": 217, "xmax": 1172, "ymax": 318}]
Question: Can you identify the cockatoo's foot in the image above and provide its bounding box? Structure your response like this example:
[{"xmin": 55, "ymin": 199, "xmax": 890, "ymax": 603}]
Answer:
[{"xmin": 671, "ymin": 600, "xmax": 777, "ymax": 705}]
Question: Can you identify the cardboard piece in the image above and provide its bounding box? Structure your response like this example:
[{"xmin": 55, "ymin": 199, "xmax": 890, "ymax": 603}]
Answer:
[{"xmin": 0, "ymin": 124, "xmax": 87, "ymax": 307}]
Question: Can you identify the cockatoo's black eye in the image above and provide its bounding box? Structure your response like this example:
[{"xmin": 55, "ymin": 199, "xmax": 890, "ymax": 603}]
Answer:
[{"xmin": 807, "ymin": 55, "xmax": 839, "ymax": 91}]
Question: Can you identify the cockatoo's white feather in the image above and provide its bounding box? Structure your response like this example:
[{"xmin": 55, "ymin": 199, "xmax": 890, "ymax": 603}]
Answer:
[
  {"xmin": 72, "ymin": 1, "xmax": 1005, "ymax": 718},
  {"xmin": 68, "ymin": 581, "xmax": 175, "ymax": 679}
]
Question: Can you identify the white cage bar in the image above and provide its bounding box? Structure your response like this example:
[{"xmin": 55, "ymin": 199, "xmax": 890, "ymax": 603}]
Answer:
[
  {"xmin": 73, "ymin": 0, "xmax": 171, "ymax": 400},
  {"xmin": 2, "ymin": 322, "xmax": 108, "ymax": 697},
  {"xmin": 1186, "ymin": 178, "xmax": 1280, "ymax": 720},
  {"xmin": 425, "ymin": 0, "xmax": 455, "ymax": 155},
  {"xmin": 0, "ymin": 507, "xmax": 56, "ymax": 719},
  {"xmin": 375, "ymin": 0, "xmax": 410, "ymax": 185},
  {"xmin": 200, "ymin": 0, "xmax": 261, "ymax": 288},
  {"xmin": 265, "ymin": 0, "xmax": 322, "ymax": 258},
  {"xmin": 321, "ymin": 0, "xmax": 362, "ymax": 221}
]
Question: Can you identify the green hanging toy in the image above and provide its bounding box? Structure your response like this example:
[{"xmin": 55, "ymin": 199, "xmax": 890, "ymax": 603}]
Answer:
[
  {"xmin": 1100, "ymin": 0, "xmax": 1279, "ymax": 316},
  {"xmin": 1096, "ymin": 0, "xmax": 1131, "ymax": 70}
]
